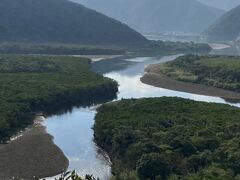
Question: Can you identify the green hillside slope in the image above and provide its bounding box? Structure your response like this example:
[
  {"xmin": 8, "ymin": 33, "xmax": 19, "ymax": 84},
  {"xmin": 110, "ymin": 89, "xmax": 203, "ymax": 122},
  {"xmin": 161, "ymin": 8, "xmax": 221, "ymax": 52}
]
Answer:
[{"xmin": 0, "ymin": 0, "xmax": 147, "ymax": 45}]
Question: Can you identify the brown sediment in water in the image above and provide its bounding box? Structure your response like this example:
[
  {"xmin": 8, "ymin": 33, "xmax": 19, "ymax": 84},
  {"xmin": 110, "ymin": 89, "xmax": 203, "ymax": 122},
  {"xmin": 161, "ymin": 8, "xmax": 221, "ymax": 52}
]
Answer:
[
  {"xmin": 141, "ymin": 64, "xmax": 240, "ymax": 100},
  {"xmin": 0, "ymin": 116, "xmax": 69, "ymax": 180}
]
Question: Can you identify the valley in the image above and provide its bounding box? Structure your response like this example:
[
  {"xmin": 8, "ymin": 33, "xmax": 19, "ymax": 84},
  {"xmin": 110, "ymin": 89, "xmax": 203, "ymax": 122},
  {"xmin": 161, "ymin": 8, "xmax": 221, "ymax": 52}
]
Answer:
[{"xmin": 1, "ymin": 0, "xmax": 240, "ymax": 179}]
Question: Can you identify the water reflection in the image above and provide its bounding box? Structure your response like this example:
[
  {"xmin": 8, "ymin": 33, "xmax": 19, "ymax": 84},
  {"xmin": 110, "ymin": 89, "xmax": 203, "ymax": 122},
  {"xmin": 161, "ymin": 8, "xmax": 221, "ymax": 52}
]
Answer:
[
  {"xmin": 43, "ymin": 107, "xmax": 111, "ymax": 180},
  {"xmin": 44, "ymin": 55, "xmax": 240, "ymax": 179}
]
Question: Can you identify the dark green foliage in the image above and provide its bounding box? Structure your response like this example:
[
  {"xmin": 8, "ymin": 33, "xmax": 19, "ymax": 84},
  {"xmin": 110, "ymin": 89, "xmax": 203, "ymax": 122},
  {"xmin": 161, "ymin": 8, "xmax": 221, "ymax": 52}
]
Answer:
[
  {"xmin": 130, "ymin": 41, "xmax": 212, "ymax": 56},
  {"xmin": 0, "ymin": 0, "xmax": 147, "ymax": 45},
  {"xmin": 0, "ymin": 55, "xmax": 118, "ymax": 142},
  {"xmin": 94, "ymin": 97, "xmax": 240, "ymax": 179},
  {"xmin": 0, "ymin": 43, "xmax": 125, "ymax": 55},
  {"xmin": 159, "ymin": 55, "xmax": 240, "ymax": 92},
  {"xmin": 0, "ymin": 41, "xmax": 211, "ymax": 57},
  {"xmin": 137, "ymin": 153, "xmax": 170, "ymax": 179}
]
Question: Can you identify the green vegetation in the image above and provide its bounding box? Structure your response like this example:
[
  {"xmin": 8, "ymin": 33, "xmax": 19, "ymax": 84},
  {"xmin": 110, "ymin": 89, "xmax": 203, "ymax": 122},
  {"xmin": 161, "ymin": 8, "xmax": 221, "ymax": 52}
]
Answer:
[
  {"xmin": 0, "ymin": 40, "xmax": 211, "ymax": 57},
  {"xmin": 130, "ymin": 41, "xmax": 212, "ymax": 56},
  {"xmin": 158, "ymin": 55, "xmax": 240, "ymax": 92},
  {"xmin": 95, "ymin": 97, "xmax": 240, "ymax": 179},
  {"xmin": 0, "ymin": 43, "xmax": 125, "ymax": 55},
  {"xmin": 0, "ymin": 55, "xmax": 118, "ymax": 142}
]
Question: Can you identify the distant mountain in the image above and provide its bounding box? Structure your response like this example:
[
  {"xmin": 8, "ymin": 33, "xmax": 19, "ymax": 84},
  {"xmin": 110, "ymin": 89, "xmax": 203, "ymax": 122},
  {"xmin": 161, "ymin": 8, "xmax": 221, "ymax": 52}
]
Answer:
[
  {"xmin": 197, "ymin": 0, "xmax": 240, "ymax": 10},
  {"xmin": 72, "ymin": 0, "xmax": 224, "ymax": 34},
  {"xmin": 205, "ymin": 5, "xmax": 240, "ymax": 42},
  {"xmin": 0, "ymin": 0, "xmax": 147, "ymax": 45}
]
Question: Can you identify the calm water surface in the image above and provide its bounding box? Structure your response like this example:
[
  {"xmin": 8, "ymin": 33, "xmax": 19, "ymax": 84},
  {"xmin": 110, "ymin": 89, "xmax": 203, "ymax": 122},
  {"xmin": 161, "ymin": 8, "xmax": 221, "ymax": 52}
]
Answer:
[{"xmin": 44, "ymin": 55, "xmax": 240, "ymax": 179}]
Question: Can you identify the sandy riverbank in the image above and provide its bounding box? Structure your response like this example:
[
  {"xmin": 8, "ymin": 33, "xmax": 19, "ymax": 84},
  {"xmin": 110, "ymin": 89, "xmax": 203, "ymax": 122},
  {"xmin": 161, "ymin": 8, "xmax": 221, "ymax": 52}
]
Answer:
[
  {"xmin": 141, "ymin": 64, "xmax": 240, "ymax": 100},
  {"xmin": 208, "ymin": 43, "xmax": 231, "ymax": 50},
  {"xmin": 72, "ymin": 55, "xmax": 123, "ymax": 62},
  {"xmin": 0, "ymin": 116, "xmax": 69, "ymax": 180}
]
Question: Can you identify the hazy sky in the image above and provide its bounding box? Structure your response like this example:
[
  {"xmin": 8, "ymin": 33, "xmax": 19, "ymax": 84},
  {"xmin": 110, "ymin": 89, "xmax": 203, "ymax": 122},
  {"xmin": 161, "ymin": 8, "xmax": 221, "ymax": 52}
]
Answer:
[
  {"xmin": 72, "ymin": 0, "xmax": 240, "ymax": 11},
  {"xmin": 197, "ymin": 0, "xmax": 240, "ymax": 10}
]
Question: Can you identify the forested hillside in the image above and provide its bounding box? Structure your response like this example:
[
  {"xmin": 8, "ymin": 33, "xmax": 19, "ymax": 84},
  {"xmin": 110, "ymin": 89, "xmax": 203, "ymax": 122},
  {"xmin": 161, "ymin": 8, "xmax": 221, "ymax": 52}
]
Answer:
[{"xmin": 0, "ymin": 0, "xmax": 147, "ymax": 45}]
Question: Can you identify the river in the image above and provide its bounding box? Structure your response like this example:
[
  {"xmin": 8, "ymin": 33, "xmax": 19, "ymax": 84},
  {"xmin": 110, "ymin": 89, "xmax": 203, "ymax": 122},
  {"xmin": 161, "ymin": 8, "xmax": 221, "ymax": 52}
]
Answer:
[{"xmin": 43, "ymin": 55, "xmax": 240, "ymax": 179}]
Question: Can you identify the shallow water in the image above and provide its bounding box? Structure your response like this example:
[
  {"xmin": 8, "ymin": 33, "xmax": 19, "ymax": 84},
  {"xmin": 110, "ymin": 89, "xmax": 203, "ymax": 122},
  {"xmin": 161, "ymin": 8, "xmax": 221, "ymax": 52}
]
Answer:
[{"xmin": 43, "ymin": 55, "xmax": 240, "ymax": 179}]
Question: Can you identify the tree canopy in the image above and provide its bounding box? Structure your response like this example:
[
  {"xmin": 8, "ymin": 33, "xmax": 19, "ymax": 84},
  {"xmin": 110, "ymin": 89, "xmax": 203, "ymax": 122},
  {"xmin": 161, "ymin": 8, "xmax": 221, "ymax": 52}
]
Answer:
[{"xmin": 95, "ymin": 97, "xmax": 240, "ymax": 179}]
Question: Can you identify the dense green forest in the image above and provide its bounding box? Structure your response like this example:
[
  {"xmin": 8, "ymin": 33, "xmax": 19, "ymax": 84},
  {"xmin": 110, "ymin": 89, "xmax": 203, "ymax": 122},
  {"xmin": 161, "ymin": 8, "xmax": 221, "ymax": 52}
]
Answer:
[
  {"xmin": 158, "ymin": 55, "xmax": 240, "ymax": 92},
  {"xmin": 95, "ymin": 97, "xmax": 240, "ymax": 179},
  {"xmin": 0, "ymin": 55, "xmax": 118, "ymax": 142}
]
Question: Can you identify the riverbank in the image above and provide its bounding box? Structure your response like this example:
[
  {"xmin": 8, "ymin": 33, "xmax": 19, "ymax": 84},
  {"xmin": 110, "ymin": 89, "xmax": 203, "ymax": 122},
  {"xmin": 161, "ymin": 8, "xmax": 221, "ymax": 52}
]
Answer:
[
  {"xmin": 0, "ymin": 55, "xmax": 118, "ymax": 179},
  {"xmin": 0, "ymin": 116, "xmax": 68, "ymax": 179},
  {"xmin": 141, "ymin": 64, "xmax": 240, "ymax": 100},
  {"xmin": 208, "ymin": 43, "xmax": 231, "ymax": 50},
  {"xmin": 73, "ymin": 55, "xmax": 123, "ymax": 62}
]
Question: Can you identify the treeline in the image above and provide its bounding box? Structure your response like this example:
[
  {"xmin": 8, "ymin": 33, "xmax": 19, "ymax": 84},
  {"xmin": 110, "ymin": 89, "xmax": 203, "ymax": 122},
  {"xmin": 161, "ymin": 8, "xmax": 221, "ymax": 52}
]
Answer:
[
  {"xmin": 0, "ymin": 43, "xmax": 125, "ymax": 55},
  {"xmin": 94, "ymin": 97, "xmax": 240, "ymax": 179},
  {"xmin": 0, "ymin": 41, "xmax": 211, "ymax": 57},
  {"xmin": 130, "ymin": 41, "xmax": 212, "ymax": 56},
  {"xmin": 0, "ymin": 55, "xmax": 118, "ymax": 142},
  {"xmin": 159, "ymin": 55, "xmax": 240, "ymax": 92}
]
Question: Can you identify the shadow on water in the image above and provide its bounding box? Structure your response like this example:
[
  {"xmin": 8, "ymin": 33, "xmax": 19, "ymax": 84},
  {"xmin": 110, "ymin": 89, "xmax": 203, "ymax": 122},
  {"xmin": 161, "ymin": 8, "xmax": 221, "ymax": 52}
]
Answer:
[
  {"xmin": 43, "ymin": 92, "xmax": 117, "ymax": 117},
  {"xmin": 91, "ymin": 56, "xmax": 138, "ymax": 74}
]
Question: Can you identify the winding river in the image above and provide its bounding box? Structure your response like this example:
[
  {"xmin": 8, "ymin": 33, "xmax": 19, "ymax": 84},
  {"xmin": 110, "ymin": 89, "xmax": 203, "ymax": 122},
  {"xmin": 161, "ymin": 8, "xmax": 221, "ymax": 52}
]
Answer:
[{"xmin": 43, "ymin": 55, "xmax": 240, "ymax": 179}]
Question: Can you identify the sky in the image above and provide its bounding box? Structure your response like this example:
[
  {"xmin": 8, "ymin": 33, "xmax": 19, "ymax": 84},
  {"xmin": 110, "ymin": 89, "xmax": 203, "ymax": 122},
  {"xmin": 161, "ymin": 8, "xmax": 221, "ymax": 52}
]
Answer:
[
  {"xmin": 197, "ymin": 0, "xmax": 240, "ymax": 10},
  {"xmin": 72, "ymin": 0, "xmax": 240, "ymax": 11}
]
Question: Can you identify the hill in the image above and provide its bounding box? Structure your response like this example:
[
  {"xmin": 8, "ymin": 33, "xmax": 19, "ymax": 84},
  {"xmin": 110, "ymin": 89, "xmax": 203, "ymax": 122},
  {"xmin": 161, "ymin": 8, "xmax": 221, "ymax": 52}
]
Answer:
[
  {"xmin": 0, "ymin": 0, "xmax": 147, "ymax": 45},
  {"xmin": 205, "ymin": 5, "xmax": 240, "ymax": 42},
  {"xmin": 73, "ymin": 0, "xmax": 224, "ymax": 34}
]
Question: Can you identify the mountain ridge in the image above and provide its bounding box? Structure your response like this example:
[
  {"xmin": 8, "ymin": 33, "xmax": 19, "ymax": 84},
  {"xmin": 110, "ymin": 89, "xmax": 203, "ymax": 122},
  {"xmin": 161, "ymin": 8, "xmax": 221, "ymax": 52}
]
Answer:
[
  {"xmin": 204, "ymin": 5, "xmax": 240, "ymax": 42},
  {"xmin": 0, "ymin": 0, "xmax": 147, "ymax": 45},
  {"xmin": 73, "ymin": 0, "xmax": 225, "ymax": 34}
]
